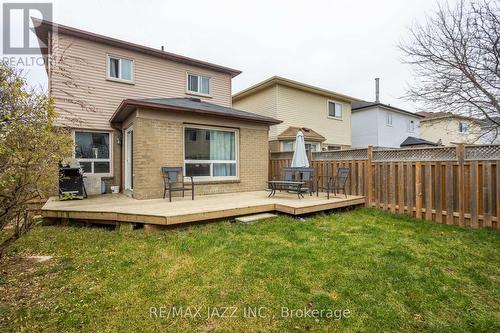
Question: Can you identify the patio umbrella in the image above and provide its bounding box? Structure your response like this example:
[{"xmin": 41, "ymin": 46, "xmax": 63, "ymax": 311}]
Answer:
[{"xmin": 291, "ymin": 130, "xmax": 310, "ymax": 168}]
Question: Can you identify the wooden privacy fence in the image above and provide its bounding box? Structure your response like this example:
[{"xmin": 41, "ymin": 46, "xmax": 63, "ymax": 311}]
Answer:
[{"xmin": 269, "ymin": 144, "xmax": 500, "ymax": 229}]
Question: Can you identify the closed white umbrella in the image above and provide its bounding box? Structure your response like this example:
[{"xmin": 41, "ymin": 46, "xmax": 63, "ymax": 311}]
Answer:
[{"xmin": 291, "ymin": 130, "xmax": 310, "ymax": 168}]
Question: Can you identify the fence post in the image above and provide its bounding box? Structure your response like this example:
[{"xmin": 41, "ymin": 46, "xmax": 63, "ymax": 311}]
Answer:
[
  {"xmin": 366, "ymin": 146, "xmax": 373, "ymax": 207},
  {"xmin": 456, "ymin": 143, "xmax": 465, "ymax": 226}
]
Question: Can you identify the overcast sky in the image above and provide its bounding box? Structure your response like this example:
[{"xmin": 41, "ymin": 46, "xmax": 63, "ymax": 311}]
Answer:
[{"xmin": 4, "ymin": 0, "xmax": 455, "ymax": 111}]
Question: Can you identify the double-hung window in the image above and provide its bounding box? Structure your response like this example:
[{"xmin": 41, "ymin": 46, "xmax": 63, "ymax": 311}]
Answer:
[
  {"xmin": 328, "ymin": 101, "xmax": 342, "ymax": 119},
  {"xmin": 187, "ymin": 74, "xmax": 210, "ymax": 95},
  {"xmin": 184, "ymin": 126, "xmax": 237, "ymax": 180},
  {"xmin": 386, "ymin": 112, "xmax": 393, "ymax": 125},
  {"xmin": 75, "ymin": 131, "xmax": 111, "ymax": 174},
  {"xmin": 408, "ymin": 120, "xmax": 415, "ymax": 132},
  {"xmin": 107, "ymin": 55, "xmax": 133, "ymax": 83}
]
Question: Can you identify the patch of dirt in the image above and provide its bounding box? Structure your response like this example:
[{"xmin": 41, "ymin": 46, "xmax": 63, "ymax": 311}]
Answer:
[{"xmin": 0, "ymin": 255, "xmax": 58, "ymax": 327}]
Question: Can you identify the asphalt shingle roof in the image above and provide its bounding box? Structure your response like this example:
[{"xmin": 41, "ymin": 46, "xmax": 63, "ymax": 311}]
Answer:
[{"xmin": 110, "ymin": 97, "xmax": 281, "ymax": 125}]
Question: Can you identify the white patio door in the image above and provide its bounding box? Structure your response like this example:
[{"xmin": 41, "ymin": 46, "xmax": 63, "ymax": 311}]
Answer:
[{"xmin": 124, "ymin": 126, "xmax": 133, "ymax": 191}]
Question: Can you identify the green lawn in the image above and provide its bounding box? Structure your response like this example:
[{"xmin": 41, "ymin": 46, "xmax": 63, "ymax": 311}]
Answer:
[{"xmin": 0, "ymin": 208, "xmax": 499, "ymax": 332}]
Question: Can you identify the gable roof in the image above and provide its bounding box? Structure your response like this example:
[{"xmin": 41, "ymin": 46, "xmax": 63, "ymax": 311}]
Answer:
[
  {"xmin": 400, "ymin": 136, "xmax": 438, "ymax": 147},
  {"xmin": 32, "ymin": 18, "xmax": 241, "ymax": 77},
  {"xmin": 110, "ymin": 97, "xmax": 282, "ymax": 126},
  {"xmin": 232, "ymin": 76, "xmax": 360, "ymax": 103},
  {"xmin": 352, "ymin": 101, "xmax": 423, "ymax": 118},
  {"xmin": 277, "ymin": 127, "xmax": 326, "ymax": 142}
]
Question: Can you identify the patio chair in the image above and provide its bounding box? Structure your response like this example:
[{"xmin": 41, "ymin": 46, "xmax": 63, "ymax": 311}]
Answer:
[
  {"xmin": 316, "ymin": 164, "xmax": 334, "ymax": 199},
  {"xmin": 161, "ymin": 167, "xmax": 194, "ymax": 202},
  {"xmin": 331, "ymin": 167, "xmax": 350, "ymax": 198}
]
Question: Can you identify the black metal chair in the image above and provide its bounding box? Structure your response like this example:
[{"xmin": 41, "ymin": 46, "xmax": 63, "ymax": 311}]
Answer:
[
  {"xmin": 161, "ymin": 167, "xmax": 194, "ymax": 202},
  {"xmin": 331, "ymin": 167, "xmax": 350, "ymax": 198},
  {"xmin": 316, "ymin": 164, "xmax": 333, "ymax": 199}
]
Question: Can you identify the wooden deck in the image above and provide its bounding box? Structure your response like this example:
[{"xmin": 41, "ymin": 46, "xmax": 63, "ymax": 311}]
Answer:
[{"xmin": 42, "ymin": 191, "xmax": 365, "ymax": 226}]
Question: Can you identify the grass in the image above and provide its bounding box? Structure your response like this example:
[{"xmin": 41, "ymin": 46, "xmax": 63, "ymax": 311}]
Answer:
[{"xmin": 0, "ymin": 208, "xmax": 499, "ymax": 332}]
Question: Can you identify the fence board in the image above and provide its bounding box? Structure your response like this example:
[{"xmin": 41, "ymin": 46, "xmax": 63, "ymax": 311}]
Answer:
[
  {"xmin": 483, "ymin": 161, "xmax": 492, "ymax": 228},
  {"xmin": 425, "ymin": 162, "xmax": 432, "ymax": 221},
  {"xmin": 398, "ymin": 162, "xmax": 404, "ymax": 214},
  {"xmin": 435, "ymin": 162, "xmax": 443, "ymax": 223},
  {"xmin": 470, "ymin": 161, "xmax": 479, "ymax": 228}
]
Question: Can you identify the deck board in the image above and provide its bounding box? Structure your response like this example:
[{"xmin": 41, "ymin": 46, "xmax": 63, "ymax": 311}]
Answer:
[{"xmin": 42, "ymin": 191, "xmax": 365, "ymax": 226}]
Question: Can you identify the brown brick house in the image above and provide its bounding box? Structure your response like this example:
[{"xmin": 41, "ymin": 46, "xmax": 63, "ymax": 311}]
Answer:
[{"xmin": 34, "ymin": 19, "xmax": 280, "ymax": 199}]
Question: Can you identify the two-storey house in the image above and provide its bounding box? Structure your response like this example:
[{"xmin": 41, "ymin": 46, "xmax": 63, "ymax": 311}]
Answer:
[
  {"xmin": 34, "ymin": 19, "xmax": 280, "ymax": 199},
  {"xmin": 351, "ymin": 101, "xmax": 424, "ymax": 148},
  {"xmin": 232, "ymin": 76, "xmax": 358, "ymax": 152}
]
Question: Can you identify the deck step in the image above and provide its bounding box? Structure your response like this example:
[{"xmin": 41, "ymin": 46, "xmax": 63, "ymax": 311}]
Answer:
[{"xmin": 235, "ymin": 213, "xmax": 278, "ymax": 224}]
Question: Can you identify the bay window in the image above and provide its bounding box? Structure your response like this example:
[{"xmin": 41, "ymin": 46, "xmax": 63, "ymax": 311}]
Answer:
[
  {"xmin": 184, "ymin": 126, "xmax": 237, "ymax": 180},
  {"xmin": 75, "ymin": 131, "xmax": 111, "ymax": 174}
]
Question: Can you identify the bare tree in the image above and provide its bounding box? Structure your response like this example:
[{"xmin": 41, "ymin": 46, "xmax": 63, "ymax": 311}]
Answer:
[{"xmin": 400, "ymin": 0, "xmax": 500, "ymax": 141}]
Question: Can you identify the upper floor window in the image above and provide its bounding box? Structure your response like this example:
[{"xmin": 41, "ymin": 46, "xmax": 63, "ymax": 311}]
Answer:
[
  {"xmin": 75, "ymin": 131, "xmax": 111, "ymax": 174},
  {"xmin": 386, "ymin": 112, "xmax": 393, "ymax": 126},
  {"xmin": 459, "ymin": 122, "xmax": 469, "ymax": 133},
  {"xmin": 328, "ymin": 101, "xmax": 342, "ymax": 119},
  {"xmin": 407, "ymin": 119, "xmax": 415, "ymax": 132},
  {"xmin": 187, "ymin": 74, "xmax": 210, "ymax": 95},
  {"xmin": 107, "ymin": 55, "xmax": 133, "ymax": 83}
]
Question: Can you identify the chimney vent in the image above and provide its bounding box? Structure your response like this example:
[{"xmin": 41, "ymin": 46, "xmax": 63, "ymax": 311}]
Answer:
[
  {"xmin": 161, "ymin": 45, "xmax": 164, "ymax": 51},
  {"xmin": 375, "ymin": 78, "xmax": 380, "ymax": 102}
]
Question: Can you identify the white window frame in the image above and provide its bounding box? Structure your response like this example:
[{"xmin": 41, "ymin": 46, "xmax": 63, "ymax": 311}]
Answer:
[
  {"xmin": 186, "ymin": 73, "xmax": 211, "ymax": 97},
  {"xmin": 106, "ymin": 54, "xmax": 134, "ymax": 84},
  {"xmin": 73, "ymin": 130, "xmax": 113, "ymax": 176},
  {"xmin": 327, "ymin": 100, "xmax": 343, "ymax": 119},
  {"xmin": 183, "ymin": 125, "xmax": 239, "ymax": 181},
  {"xmin": 386, "ymin": 112, "xmax": 393, "ymax": 126},
  {"xmin": 407, "ymin": 119, "xmax": 415, "ymax": 133}
]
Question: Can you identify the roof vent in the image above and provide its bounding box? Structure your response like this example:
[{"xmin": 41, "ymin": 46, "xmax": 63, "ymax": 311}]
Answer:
[{"xmin": 188, "ymin": 97, "xmax": 201, "ymax": 102}]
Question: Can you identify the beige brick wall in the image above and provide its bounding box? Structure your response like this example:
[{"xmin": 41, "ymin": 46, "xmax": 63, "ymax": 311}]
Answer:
[{"xmin": 129, "ymin": 112, "xmax": 270, "ymax": 199}]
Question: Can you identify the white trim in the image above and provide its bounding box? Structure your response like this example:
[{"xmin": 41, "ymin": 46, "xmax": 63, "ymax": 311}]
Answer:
[
  {"xmin": 185, "ymin": 72, "xmax": 212, "ymax": 97},
  {"xmin": 106, "ymin": 54, "xmax": 135, "ymax": 84},
  {"xmin": 124, "ymin": 126, "xmax": 133, "ymax": 191},
  {"xmin": 407, "ymin": 119, "xmax": 415, "ymax": 133},
  {"xmin": 73, "ymin": 130, "xmax": 113, "ymax": 176},
  {"xmin": 386, "ymin": 111, "xmax": 393, "ymax": 126},
  {"xmin": 327, "ymin": 100, "xmax": 343, "ymax": 120},
  {"xmin": 183, "ymin": 124, "xmax": 239, "ymax": 181}
]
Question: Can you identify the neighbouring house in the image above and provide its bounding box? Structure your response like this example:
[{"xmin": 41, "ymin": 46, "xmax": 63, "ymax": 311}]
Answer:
[
  {"xmin": 34, "ymin": 19, "xmax": 280, "ymax": 199},
  {"xmin": 351, "ymin": 79, "xmax": 424, "ymax": 149},
  {"xmin": 417, "ymin": 112, "xmax": 493, "ymax": 145},
  {"xmin": 232, "ymin": 76, "xmax": 358, "ymax": 152}
]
